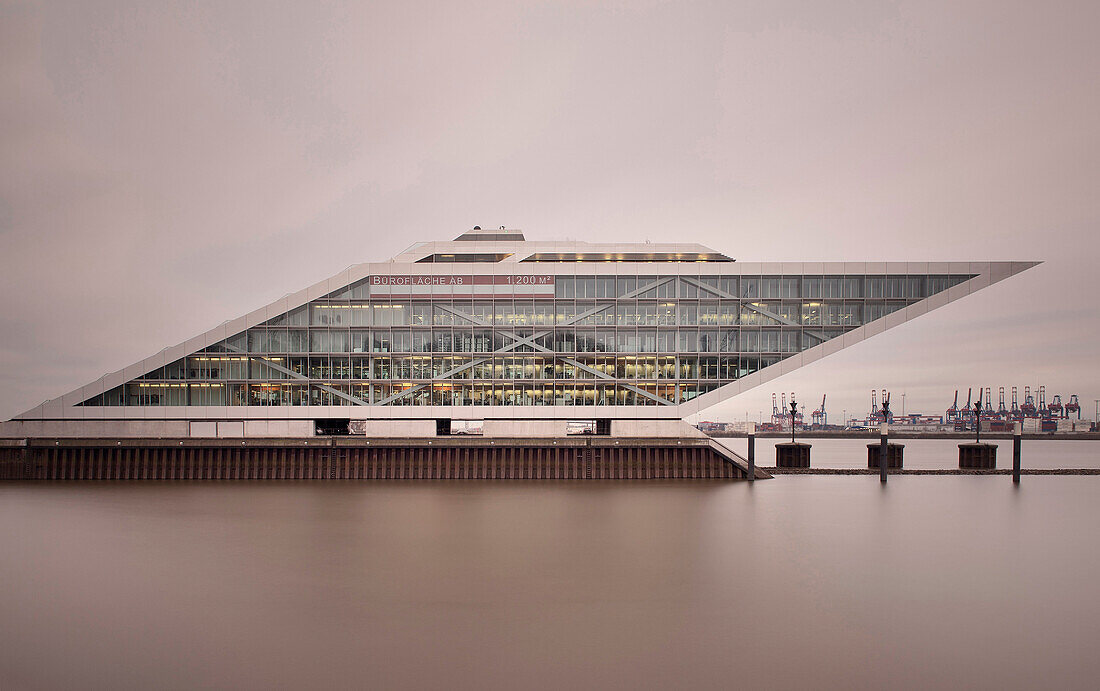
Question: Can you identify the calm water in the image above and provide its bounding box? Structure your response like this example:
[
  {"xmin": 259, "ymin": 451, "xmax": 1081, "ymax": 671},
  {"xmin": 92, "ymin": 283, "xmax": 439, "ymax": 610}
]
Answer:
[
  {"xmin": 2, "ymin": 477, "xmax": 1099, "ymax": 690},
  {"xmin": 717, "ymin": 437, "xmax": 1100, "ymax": 469}
]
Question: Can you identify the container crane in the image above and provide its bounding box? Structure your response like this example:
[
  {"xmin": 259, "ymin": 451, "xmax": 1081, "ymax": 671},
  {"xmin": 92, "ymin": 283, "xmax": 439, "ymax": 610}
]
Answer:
[
  {"xmin": 1066, "ymin": 394, "xmax": 1081, "ymax": 419},
  {"xmin": 957, "ymin": 388, "xmax": 973, "ymax": 431},
  {"xmin": 998, "ymin": 387, "xmax": 1009, "ymax": 419},
  {"xmin": 946, "ymin": 390, "xmax": 960, "ymax": 423},
  {"xmin": 771, "ymin": 393, "xmax": 782, "ymax": 427},
  {"xmin": 870, "ymin": 389, "xmax": 893, "ymax": 424},
  {"xmin": 1038, "ymin": 386, "xmax": 1051, "ymax": 419},
  {"xmin": 1049, "ymin": 394, "xmax": 1064, "ymax": 419},
  {"xmin": 984, "ymin": 387, "xmax": 994, "ymax": 419},
  {"xmin": 812, "ymin": 395, "xmax": 827, "ymax": 427},
  {"xmin": 1010, "ymin": 386, "xmax": 1022, "ymax": 421},
  {"xmin": 1021, "ymin": 387, "xmax": 1037, "ymax": 418}
]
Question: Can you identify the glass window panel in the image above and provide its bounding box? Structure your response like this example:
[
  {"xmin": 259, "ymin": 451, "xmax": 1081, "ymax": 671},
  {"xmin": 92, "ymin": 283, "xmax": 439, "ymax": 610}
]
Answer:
[
  {"xmin": 699, "ymin": 330, "xmax": 719, "ymax": 352},
  {"xmin": 780, "ymin": 278, "xmax": 799, "ymax": 298},
  {"xmin": 803, "ymin": 277, "xmax": 822, "ymax": 299},
  {"xmin": 616, "ymin": 330, "xmax": 638, "ymax": 352},
  {"xmin": 391, "ymin": 330, "xmax": 411, "ymax": 352},
  {"xmin": 658, "ymin": 302, "xmax": 677, "ymax": 325},
  {"xmin": 740, "ymin": 278, "xmax": 759, "ymax": 299},
  {"xmin": 310, "ymin": 331, "xmax": 330, "ymax": 352},
  {"xmin": 759, "ymin": 278, "xmax": 780, "ymax": 298},
  {"xmin": 801, "ymin": 302, "xmax": 822, "ymax": 326},
  {"xmin": 679, "ymin": 356, "xmax": 699, "ymax": 379},
  {"xmin": 596, "ymin": 277, "xmax": 616, "ymax": 298},
  {"xmin": 576, "ymin": 329, "xmax": 597, "ymax": 353},
  {"xmin": 330, "ymin": 330, "xmax": 350, "ymax": 353},
  {"xmin": 616, "ymin": 276, "xmax": 636, "ymax": 297},
  {"xmin": 189, "ymin": 383, "xmax": 226, "ymax": 405},
  {"xmin": 410, "ymin": 331, "xmax": 432, "ymax": 352},
  {"xmin": 866, "ymin": 277, "xmax": 886, "ymax": 299},
  {"xmin": 576, "ymin": 277, "xmax": 595, "ymax": 299},
  {"xmin": 287, "ymin": 330, "xmax": 308, "ymax": 352},
  {"xmin": 698, "ymin": 304, "xmax": 718, "ymax": 326},
  {"xmin": 371, "ymin": 357, "xmax": 390, "ymax": 379},
  {"xmin": 433, "ymin": 330, "xmax": 453, "ymax": 352},
  {"xmin": 718, "ymin": 302, "xmax": 738, "ymax": 325},
  {"xmin": 678, "ymin": 304, "xmax": 697, "ymax": 325},
  {"xmin": 555, "ymin": 330, "xmax": 576, "ymax": 352},
  {"xmin": 555, "ymin": 277, "xmax": 575, "ymax": 298},
  {"xmin": 719, "ymin": 356, "xmax": 739, "ymax": 379}
]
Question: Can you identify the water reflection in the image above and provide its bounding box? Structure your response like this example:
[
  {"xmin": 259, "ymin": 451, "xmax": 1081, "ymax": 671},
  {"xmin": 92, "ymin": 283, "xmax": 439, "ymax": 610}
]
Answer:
[{"xmin": 1, "ymin": 478, "xmax": 1098, "ymax": 690}]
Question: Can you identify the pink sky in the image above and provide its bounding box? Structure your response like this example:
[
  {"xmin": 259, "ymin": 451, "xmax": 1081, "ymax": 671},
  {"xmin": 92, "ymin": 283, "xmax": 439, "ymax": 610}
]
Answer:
[{"xmin": 1, "ymin": 0, "xmax": 1098, "ymax": 421}]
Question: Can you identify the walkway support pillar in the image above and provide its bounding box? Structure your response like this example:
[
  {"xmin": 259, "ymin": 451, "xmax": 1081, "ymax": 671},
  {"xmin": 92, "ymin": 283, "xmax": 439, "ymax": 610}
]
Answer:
[
  {"xmin": 1013, "ymin": 421, "xmax": 1022, "ymax": 484},
  {"xmin": 747, "ymin": 424, "xmax": 755, "ymax": 482},
  {"xmin": 879, "ymin": 422, "xmax": 888, "ymax": 484}
]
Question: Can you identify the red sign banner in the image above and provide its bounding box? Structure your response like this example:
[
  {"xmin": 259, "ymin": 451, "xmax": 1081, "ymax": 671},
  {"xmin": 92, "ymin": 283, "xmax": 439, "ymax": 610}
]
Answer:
[{"xmin": 368, "ymin": 275, "xmax": 555, "ymax": 298}]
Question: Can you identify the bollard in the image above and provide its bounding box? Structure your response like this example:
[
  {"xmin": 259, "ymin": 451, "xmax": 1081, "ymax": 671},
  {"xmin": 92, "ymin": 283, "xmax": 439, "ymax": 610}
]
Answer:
[
  {"xmin": 747, "ymin": 424, "xmax": 756, "ymax": 482},
  {"xmin": 776, "ymin": 443, "xmax": 811, "ymax": 468},
  {"xmin": 879, "ymin": 422, "xmax": 888, "ymax": 483},
  {"xmin": 959, "ymin": 443, "xmax": 997, "ymax": 469},
  {"xmin": 867, "ymin": 443, "xmax": 904, "ymax": 469},
  {"xmin": 1013, "ymin": 421, "xmax": 1022, "ymax": 484}
]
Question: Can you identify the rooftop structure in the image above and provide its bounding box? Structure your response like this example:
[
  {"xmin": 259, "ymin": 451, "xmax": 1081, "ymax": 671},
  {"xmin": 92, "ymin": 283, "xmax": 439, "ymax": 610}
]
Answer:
[{"xmin": 3, "ymin": 228, "xmax": 1038, "ymax": 439}]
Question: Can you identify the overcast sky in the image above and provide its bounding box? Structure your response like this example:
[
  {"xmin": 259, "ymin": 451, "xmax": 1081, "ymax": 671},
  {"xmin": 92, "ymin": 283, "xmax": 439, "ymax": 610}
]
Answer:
[{"xmin": 2, "ymin": 0, "xmax": 1098, "ymax": 422}]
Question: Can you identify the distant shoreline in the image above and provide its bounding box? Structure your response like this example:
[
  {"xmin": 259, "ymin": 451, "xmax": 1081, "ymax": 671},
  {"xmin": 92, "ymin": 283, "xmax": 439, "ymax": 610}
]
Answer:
[{"xmin": 706, "ymin": 431, "xmax": 1100, "ymax": 441}]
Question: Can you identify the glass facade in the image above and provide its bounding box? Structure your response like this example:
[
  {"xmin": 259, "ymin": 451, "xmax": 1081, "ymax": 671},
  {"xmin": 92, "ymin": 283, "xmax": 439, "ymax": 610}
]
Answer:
[{"xmin": 81, "ymin": 273, "xmax": 972, "ymax": 407}]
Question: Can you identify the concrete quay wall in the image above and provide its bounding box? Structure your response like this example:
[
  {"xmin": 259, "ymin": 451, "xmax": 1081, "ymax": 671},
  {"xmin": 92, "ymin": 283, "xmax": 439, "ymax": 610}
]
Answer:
[{"xmin": 0, "ymin": 437, "xmax": 758, "ymax": 482}]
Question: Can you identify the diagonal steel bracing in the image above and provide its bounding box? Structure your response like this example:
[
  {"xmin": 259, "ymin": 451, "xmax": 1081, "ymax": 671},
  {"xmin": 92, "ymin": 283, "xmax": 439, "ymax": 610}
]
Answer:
[
  {"xmin": 220, "ymin": 344, "xmax": 372, "ymax": 406},
  {"xmin": 678, "ymin": 276, "xmax": 829, "ymax": 342},
  {"xmin": 376, "ymin": 277, "xmax": 678, "ymax": 406}
]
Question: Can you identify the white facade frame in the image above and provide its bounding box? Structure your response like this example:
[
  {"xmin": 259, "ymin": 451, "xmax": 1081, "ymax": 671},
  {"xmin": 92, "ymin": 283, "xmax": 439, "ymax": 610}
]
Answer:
[{"xmin": 12, "ymin": 232, "xmax": 1039, "ymax": 424}]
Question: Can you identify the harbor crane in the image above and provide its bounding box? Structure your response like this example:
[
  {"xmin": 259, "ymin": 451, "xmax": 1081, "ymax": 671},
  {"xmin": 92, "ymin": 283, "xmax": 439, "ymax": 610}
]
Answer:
[
  {"xmin": 1066, "ymin": 394, "xmax": 1081, "ymax": 419},
  {"xmin": 1021, "ymin": 387, "xmax": 1037, "ymax": 417},
  {"xmin": 812, "ymin": 395, "xmax": 827, "ymax": 427},
  {"xmin": 870, "ymin": 389, "xmax": 893, "ymax": 424},
  {"xmin": 1049, "ymin": 394, "xmax": 1064, "ymax": 419},
  {"xmin": 1038, "ymin": 386, "xmax": 1050, "ymax": 419}
]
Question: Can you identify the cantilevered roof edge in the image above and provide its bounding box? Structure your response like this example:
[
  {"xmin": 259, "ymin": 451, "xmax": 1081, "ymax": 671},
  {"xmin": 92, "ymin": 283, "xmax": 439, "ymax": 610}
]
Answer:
[
  {"xmin": 676, "ymin": 260, "xmax": 1042, "ymax": 417},
  {"xmin": 14, "ymin": 261, "xmax": 381, "ymax": 419}
]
